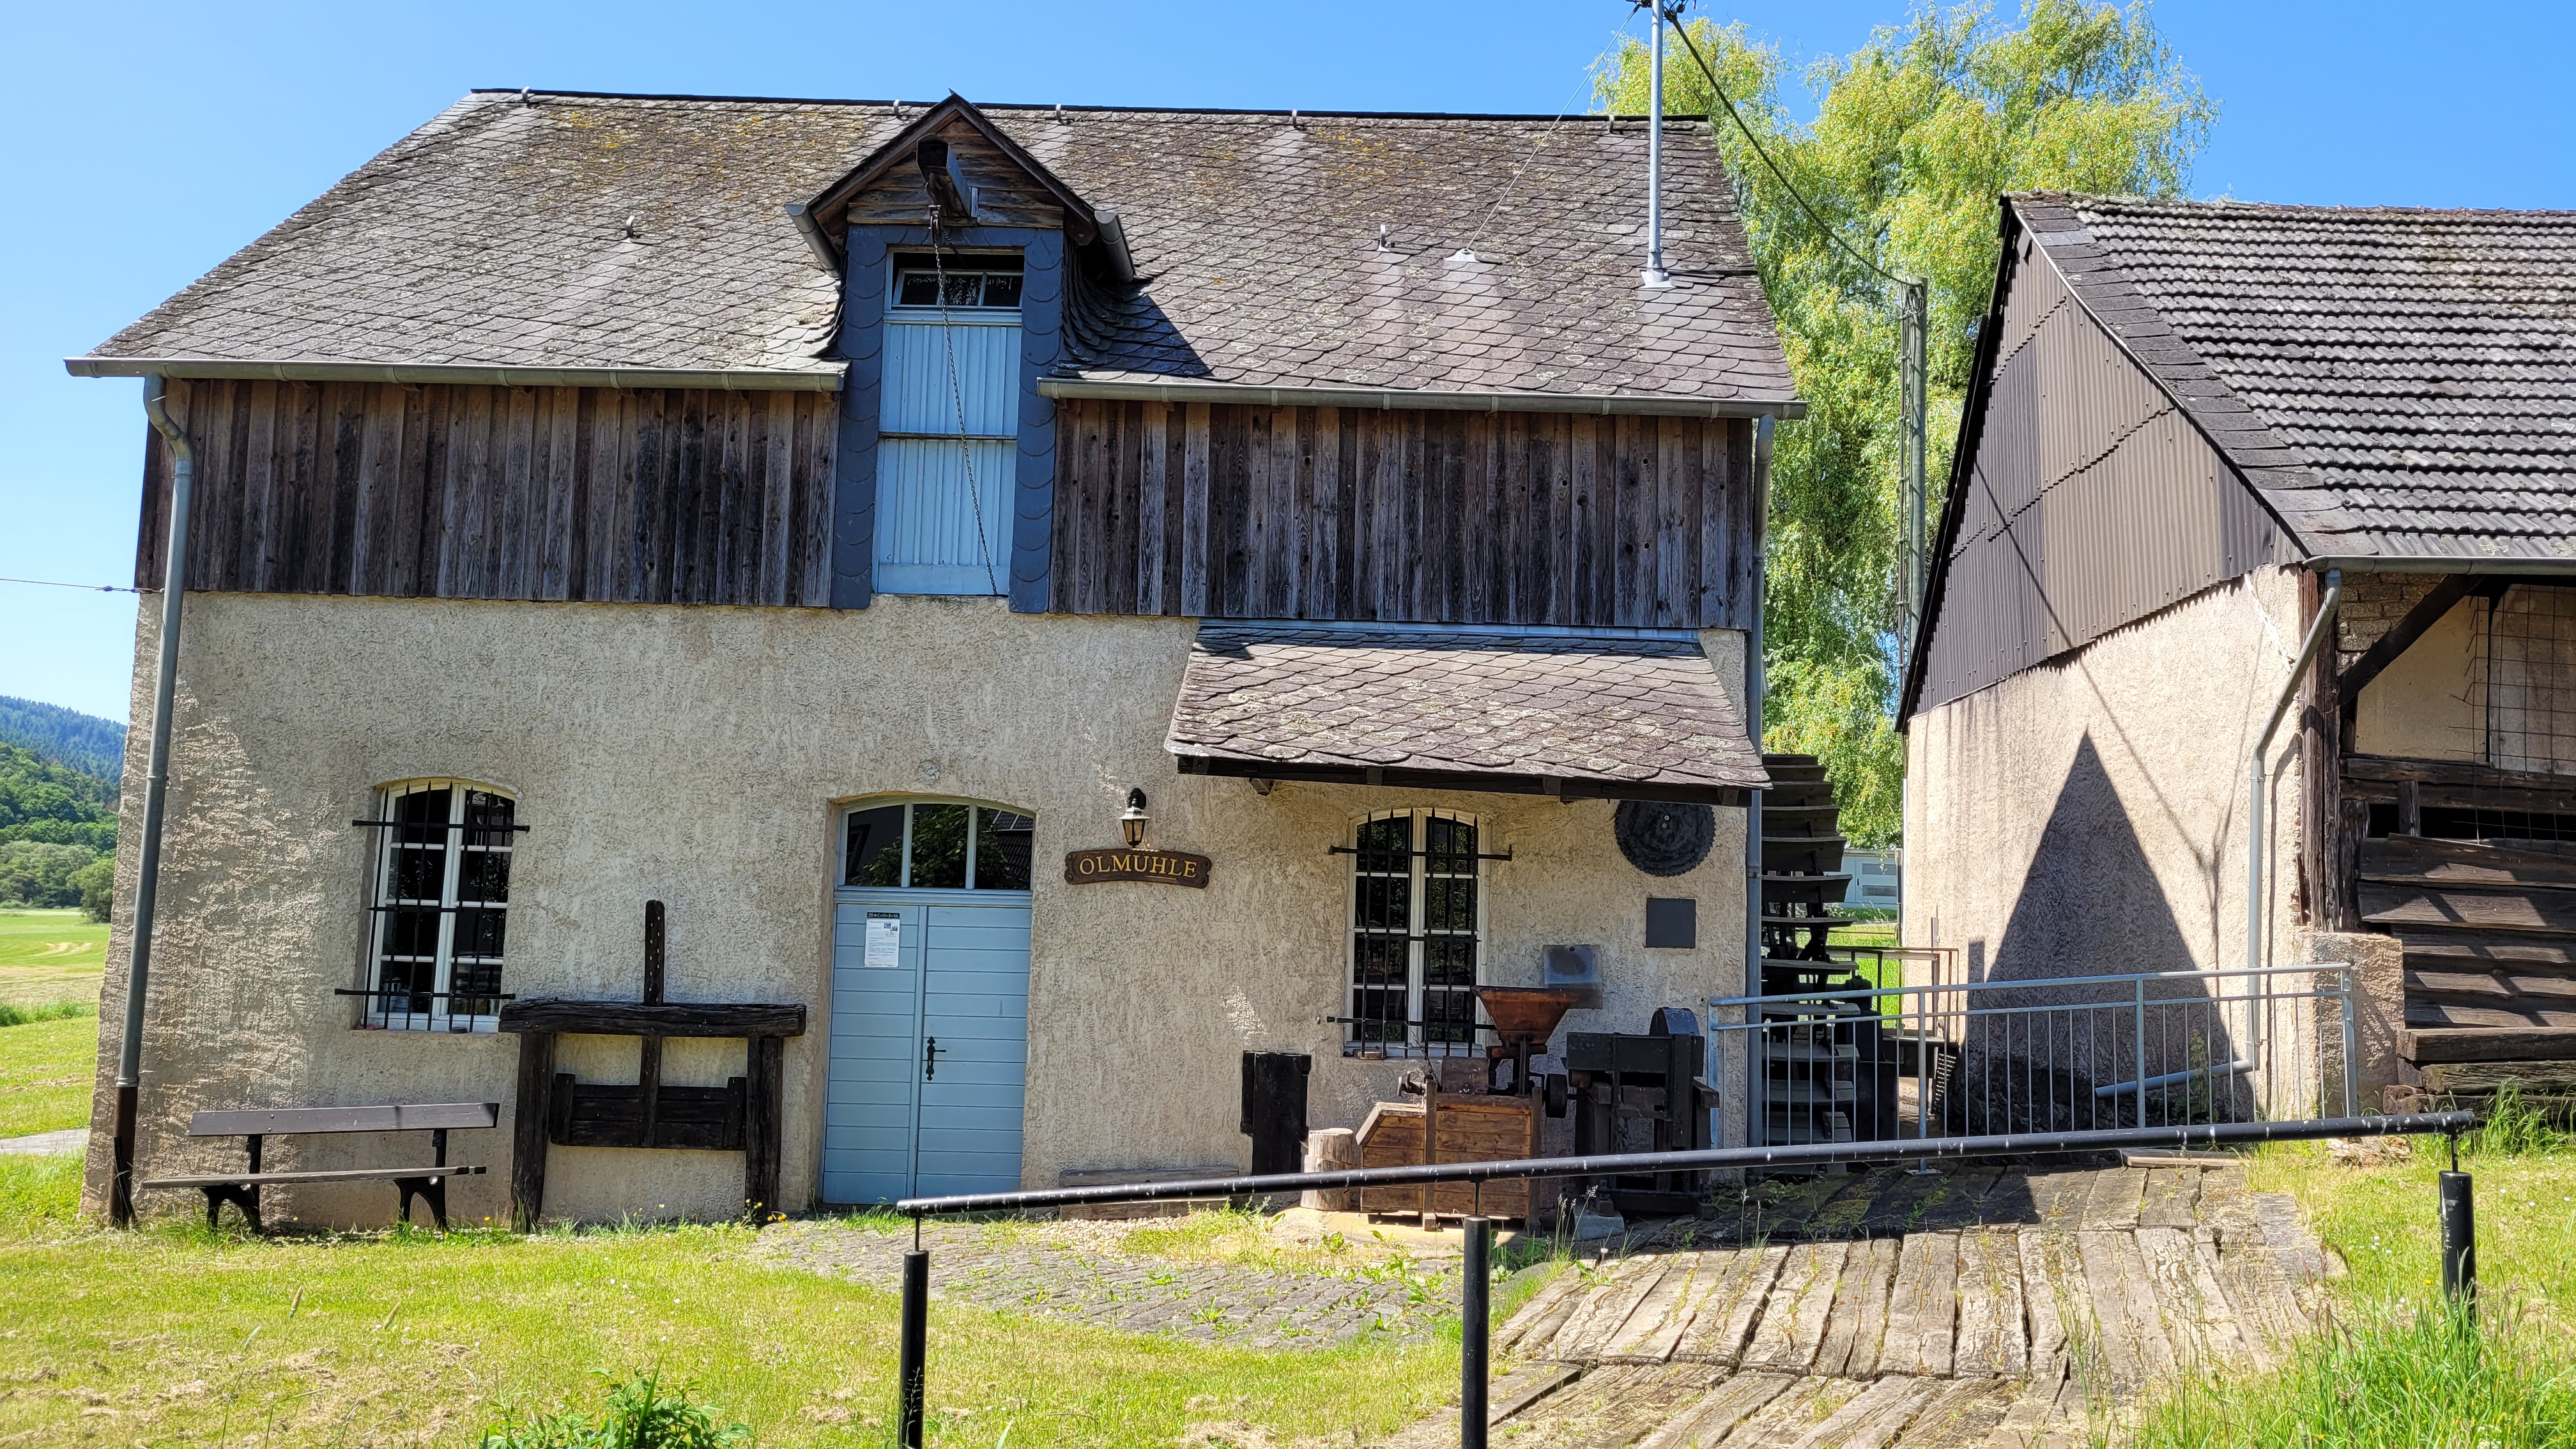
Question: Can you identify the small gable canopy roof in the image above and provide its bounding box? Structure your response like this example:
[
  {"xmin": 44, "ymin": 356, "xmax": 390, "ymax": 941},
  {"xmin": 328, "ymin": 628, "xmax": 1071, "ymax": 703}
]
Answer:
[
  {"xmin": 70, "ymin": 90, "xmax": 1800, "ymax": 415},
  {"xmin": 1167, "ymin": 624, "xmax": 1770, "ymax": 807},
  {"xmin": 2011, "ymin": 194, "xmax": 2576, "ymax": 562}
]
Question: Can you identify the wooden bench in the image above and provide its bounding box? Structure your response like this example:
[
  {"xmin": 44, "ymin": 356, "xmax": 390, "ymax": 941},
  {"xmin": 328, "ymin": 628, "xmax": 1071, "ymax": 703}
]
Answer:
[{"xmin": 140, "ymin": 1101, "xmax": 499, "ymax": 1231}]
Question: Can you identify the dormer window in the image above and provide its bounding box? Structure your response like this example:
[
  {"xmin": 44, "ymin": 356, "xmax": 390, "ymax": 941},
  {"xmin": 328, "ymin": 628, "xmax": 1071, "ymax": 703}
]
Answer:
[{"xmin": 893, "ymin": 254, "xmax": 1023, "ymax": 310}]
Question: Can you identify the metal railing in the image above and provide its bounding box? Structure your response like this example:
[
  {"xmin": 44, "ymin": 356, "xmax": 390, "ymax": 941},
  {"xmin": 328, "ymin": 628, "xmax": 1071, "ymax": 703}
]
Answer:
[
  {"xmin": 880, "ymin": 1112, "xmax": 2472, "ymax": 1449},
  {"xmin": 1712, "ymin": 963, "xmax": 2356, "ymax": 1151}
]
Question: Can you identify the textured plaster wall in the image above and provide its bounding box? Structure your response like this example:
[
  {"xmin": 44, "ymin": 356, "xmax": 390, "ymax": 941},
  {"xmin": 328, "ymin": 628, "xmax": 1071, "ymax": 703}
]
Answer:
[
  {"xmin": 1903, "ymin": 568, "xmax": 2320, "ymax": 1098},
  {"xmin": 2352, "ymin": 597, "xmax": 2483, "ymax": 762},
  {"xmin": 87, "ymin": 594, "xmax": 1749, "ymax": 1225}
]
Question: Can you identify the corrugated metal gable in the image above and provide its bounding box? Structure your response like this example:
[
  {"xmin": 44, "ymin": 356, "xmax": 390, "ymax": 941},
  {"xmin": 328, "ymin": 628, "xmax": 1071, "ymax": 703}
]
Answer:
[{"xmin": 1912, "ymin": 227, "xmax": 2288, "ymax": 716}]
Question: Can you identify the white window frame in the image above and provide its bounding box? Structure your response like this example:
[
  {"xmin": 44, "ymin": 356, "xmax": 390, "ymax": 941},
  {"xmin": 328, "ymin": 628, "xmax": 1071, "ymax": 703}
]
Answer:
[
  {"xmin": 362, "ymin": 779, "xmax": 514, "ymax": 1034},
  {"xmin": 838, "ymin": 798, "xmax": 1038, "ymax": 894},
  {"xmin": 1344, "ymin": 808, "xmax": 1488, "ymax": 1055},
  {"xmin": 888, "ymin": 251, "xmax": 1026, "ymax": 314}
]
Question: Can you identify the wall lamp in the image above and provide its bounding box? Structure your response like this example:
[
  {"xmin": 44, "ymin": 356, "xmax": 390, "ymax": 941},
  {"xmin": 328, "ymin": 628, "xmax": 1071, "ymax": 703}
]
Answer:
[{"xmin": 1120, "ymin": 788, "xmax": 1150, "ymax": 848}]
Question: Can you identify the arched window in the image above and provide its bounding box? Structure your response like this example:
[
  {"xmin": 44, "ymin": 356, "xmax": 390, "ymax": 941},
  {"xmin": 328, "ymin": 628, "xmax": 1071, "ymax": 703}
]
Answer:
[
  {"xmin": 361, "ymin": 781, "xmax": 516, "ymax": 1032},
  {"xmin": 840, "ymin": 799, "xmax": 1035, "ymax": 891},
  {"xmin": 1347, "ymin": 809, "xmax": 1485, "ymax": 1053}
]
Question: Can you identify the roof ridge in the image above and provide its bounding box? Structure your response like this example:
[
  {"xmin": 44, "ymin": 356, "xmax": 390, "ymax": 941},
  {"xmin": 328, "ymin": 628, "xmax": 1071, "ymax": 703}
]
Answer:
[
  {"xmin": 2015, "ymin": 190, "xmax": 2576, "ymax": 220},
  {"xmin": 464, "ymin": 88, "xmax": 1702, "ymax": 125}
]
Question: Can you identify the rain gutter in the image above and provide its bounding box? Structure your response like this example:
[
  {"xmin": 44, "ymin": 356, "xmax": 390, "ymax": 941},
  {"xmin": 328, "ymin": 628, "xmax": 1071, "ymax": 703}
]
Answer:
[
  {"xmin": 2305, "ymin": 555, "xmax": 2576, "ymax": 576},
  {"xmin": 65, "ymin": 358, "xmax": 847, "ymax": 391},
  {"xmin": 1037, "ymin": 376, "xmax": 1807, "ymax": 420}
]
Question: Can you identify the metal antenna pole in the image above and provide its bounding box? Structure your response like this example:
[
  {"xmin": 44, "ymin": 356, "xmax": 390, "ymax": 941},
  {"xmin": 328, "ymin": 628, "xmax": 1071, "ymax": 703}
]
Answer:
[
  {"xmin": 1641, "ymin": 1, "xmax": 1671, "ymax": 287},
  {"xmin": 116, "ymin": 375, "xmax": 195, "ymax": 1227}
]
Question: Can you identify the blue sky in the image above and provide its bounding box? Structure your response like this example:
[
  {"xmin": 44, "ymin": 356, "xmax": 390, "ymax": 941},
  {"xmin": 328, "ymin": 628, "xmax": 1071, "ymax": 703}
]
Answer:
[{"xmin": 4, "ymin": 0, "xmax": 2569, "ymax": 722}]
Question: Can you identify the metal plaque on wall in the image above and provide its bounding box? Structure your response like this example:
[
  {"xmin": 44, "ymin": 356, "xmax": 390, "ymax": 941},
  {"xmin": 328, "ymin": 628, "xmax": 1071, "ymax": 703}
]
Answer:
[{"xmin": 1063, "ymin": 847, "xmax": 1214, "ymax": 887}]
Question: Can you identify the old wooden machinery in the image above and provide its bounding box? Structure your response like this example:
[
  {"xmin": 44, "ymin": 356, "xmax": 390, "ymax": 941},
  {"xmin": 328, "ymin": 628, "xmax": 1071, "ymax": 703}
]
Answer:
[
  {"xmin": 1567, "ymin": 1008, "xmax": 1713, "ymax": 1215},
  {"xmin": 498, "ymin": 901, "xmax": 805, "ymax": 1225},
  {"xmin": 1353, "ymin": 985, "xmax": 1583, "ymax": 1222}
]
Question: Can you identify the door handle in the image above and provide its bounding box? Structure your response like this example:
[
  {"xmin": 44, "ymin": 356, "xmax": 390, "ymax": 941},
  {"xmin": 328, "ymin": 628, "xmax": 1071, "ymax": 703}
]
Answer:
[{"xmin": 924, "ymin": 1036, "xmax": 942, "ymax": 1081}]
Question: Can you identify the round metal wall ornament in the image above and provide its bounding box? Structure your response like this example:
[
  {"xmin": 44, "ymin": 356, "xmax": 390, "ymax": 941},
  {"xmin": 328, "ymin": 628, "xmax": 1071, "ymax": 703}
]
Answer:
[{"xmin": 1614, "ymin": 801, "xmax": 1715, "ymax": 877}]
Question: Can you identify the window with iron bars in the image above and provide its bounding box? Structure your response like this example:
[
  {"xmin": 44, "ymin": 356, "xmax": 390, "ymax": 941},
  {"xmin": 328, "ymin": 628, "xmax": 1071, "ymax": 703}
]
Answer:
[
  {"xmin": 359, "ymin": 781, "xmax": 515, "ymax": 1032},
  {"xmin": 1347, "ymin": 809, "xmax": 1484, "ymax": 1055}
]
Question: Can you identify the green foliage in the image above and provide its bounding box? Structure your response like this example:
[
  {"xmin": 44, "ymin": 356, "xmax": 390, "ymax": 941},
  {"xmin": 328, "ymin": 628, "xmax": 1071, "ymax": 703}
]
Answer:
[
  {"xmin": 2469, "ymin": 1080, "xmax": 2573, "ymax": 1157},
  {"xmin": 0, "ymin": 841, "xmax": 100, "ymax": 909},
  {"xmin": 68, "ymin": 853, "xmax": 112, "ymax": 923},
  {"xmin": 0, "ymin": 740, "xmax": 117, "ymax": 854},
  {"xmin": 0, "ymin": 696, "xmax": 125, "ymax": 783},
  {"xmin": 2134, "ymin": 1296, "xmax": 2576, "ymax": 1448},
  {"xmin": 0, "ymin": 998, "xmax": 93, "ymax": 1027},
  {"xmin": 1595, "ymin": 1, "xmax": 2213, "ymax": 844},
  {"xmin": 480, "ymin": 1372, "xmax": 751, "ymax": 1449}
]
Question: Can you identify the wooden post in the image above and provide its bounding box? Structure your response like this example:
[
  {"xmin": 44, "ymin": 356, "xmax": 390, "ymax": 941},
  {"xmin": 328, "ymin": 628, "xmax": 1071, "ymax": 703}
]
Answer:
[
  {"xmin": 1300, "ymin": 1128, "xmax": 1359, "ymax": 1211},
  {"xmin": 745, "ymin": 1034, "xmax": 785, "ymax": 1219},
  {"xmin": 638, "ymin": 901, "xmax": 666, "ymax": 1149},
  {"xmin": 1420, "ymin": 1075, "xmax": 1441, "ymax": 1224},
  {"xmin": 510, "ymin": 1030, "xmax": 556, "ymax": 1230}
]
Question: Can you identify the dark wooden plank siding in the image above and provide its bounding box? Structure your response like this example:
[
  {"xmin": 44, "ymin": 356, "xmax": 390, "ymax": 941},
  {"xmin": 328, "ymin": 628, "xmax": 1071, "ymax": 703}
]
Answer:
[
  {"xmin": 134, "ymin": 378, "xmax": 836, "ymax": 607},
  {"xmin": 1046, "ymin": 398, "xmax": 1759, "ymax": 628},
  {"xmin": 842, "ymin": 119, "xmax": 1066, "ymax": 231}
]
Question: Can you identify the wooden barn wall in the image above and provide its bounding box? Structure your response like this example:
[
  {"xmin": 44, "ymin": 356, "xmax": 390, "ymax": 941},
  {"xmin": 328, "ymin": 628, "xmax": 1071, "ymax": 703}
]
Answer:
[
  {"xmin": 1046, "ymin": 400, "xmax": 1760, "ymax": 629},
  {"xmin": 134, "ymin": 376, "xmax": 837, "ymax": 606},
  {"xmin": 1910, "ymin": 244, "xmax": 2287, "ymax": 716}
]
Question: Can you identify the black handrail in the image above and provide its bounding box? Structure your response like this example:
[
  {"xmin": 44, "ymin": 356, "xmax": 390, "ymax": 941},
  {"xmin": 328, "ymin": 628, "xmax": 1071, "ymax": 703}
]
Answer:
[
  {"xmin": 893, "ymin": 1112, "xmax": 2473, "ymax": 1216},
  {"xmin": 882, "ymin": 1110, "xmax": 2480, "ymax": 1449}
]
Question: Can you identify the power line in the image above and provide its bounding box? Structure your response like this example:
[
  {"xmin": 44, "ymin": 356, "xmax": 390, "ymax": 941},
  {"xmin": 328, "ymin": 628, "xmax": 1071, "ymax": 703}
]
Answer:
[
  {"xmin": 0, "ymin": 576, "xmax": 135, "ymax": 594},
  {"xmin": 1644, "ymin": 1, "xmax": 1907, "ymax": 289}
]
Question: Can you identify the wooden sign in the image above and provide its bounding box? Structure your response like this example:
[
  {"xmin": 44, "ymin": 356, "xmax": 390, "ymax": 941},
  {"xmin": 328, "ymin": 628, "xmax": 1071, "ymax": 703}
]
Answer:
[{"xmin": 1064, "ymin": 847, "xmax": 1213, "ymax": 887}]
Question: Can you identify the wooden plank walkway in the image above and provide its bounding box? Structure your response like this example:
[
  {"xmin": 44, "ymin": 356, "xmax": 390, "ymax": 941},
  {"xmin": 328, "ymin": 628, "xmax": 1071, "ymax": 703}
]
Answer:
[{"xmin": 1377, "ymin": 1163, "xmax": 2324, "ymax": 1448}]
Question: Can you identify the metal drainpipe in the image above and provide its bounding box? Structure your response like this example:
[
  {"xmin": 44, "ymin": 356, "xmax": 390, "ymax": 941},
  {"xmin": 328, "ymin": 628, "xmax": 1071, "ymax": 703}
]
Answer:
[
  {"xmin": 112, "ymin": 375, "xmax": 195, "ymax": 1227},
  {"xmin": 2248, "ymin": 569, "xmax": 2342, "ymax": 985}
]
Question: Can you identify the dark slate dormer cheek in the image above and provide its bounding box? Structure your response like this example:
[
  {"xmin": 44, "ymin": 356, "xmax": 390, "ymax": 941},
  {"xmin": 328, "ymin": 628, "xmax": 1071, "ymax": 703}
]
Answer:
[{"xmin": 825, "ymin": 224, "xmax": 1064, "ymax": 613}]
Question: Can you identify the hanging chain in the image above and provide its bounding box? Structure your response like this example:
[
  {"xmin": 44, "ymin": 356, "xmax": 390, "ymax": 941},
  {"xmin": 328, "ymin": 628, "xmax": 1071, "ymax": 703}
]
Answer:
[{"xmin": 926, "ymin": 218, "xmax": 1001, "ymax": 597}]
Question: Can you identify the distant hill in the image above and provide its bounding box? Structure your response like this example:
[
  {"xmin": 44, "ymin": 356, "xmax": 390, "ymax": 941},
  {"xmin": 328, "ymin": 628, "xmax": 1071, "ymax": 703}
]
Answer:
[
  {"xmin": 0, "ymin": 696, "xmax": 126, "ymax": 783},
  {"xmin": 0, "ymin": 740, "xmax": 117, "ymax": 854}
]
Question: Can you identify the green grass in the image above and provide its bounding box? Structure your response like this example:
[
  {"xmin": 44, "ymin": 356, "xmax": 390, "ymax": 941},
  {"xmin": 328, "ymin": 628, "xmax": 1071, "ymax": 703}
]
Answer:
[
  {"xmin": 2132, "ymin": 1106, "xmax": 2576, "ymax": 1448},
  {"xmin": 0, "ymin": 906, "xmax": 107, "ymax": 1009},
  {"xmin": 0, "ymin": 1008, "xmax": 96, "ymax": 1137},
  {"xmin": 0, "ymin": 1158, "xmax": 1462, "ymax": 1448}
]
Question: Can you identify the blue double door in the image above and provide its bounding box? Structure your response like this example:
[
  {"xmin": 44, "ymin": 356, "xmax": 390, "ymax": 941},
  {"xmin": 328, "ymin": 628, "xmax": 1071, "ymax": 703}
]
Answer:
[{"xmin": 822, "ymin": 893, "xmax": 1032, "ymax": 1204}]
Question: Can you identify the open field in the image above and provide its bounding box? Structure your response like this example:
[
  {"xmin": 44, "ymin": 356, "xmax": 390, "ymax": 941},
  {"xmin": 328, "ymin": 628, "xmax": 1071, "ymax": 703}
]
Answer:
[
  {"xmin": 0, "ymin": 1161, "xmax": 1467, "ymax": 1448},
  {"xmin": 0, "ymin": 1008, "xmax": 95, "ymax": 1137},
  {"xmin": 0, "ymin": 907, "xmax": 108, "ymax": 1009}
]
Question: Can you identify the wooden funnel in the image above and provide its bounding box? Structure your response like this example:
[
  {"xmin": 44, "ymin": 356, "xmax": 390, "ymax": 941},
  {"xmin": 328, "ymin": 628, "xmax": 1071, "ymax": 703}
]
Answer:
[{"xmin": 1476, "ymin": 985, "xmax": 1585, "ymax": 1043}]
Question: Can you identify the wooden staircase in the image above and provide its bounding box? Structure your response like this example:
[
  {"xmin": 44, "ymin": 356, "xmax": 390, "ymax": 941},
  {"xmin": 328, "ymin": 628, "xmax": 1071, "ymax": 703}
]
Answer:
[
  {"xmin": 1759, "ymin": 753, "xmax": 1850, "ymax": 977},
  {"xmin": 2358, "ymin": 833, "xmax": 2576, "ymax": 1096}
]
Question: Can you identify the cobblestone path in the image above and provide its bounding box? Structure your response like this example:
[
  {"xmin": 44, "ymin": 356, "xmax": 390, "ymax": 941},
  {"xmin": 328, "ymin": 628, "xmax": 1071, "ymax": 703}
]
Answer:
[{"xmin": 761, "ymin": 1217, "xmax": 1468, "ymax": 1349}]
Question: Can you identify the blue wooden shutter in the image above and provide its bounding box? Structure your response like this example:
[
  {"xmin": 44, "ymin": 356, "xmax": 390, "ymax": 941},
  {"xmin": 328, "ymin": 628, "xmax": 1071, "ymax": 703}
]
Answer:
[{"xmin": 875, "ymin": 316, "xmax": 1019, "ymax": 594}]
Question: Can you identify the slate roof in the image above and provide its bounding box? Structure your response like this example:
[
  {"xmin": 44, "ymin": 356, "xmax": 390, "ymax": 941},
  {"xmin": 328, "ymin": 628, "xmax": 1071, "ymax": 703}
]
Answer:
[
  {"xmin": 79, "ymin": 91, "xmax": 1797, "ymax": 411},
  {"xmin": 2017, "ymin": 194, "xmax": 2576, "ymax": 560},
  {"xmin": 1166, "ymin": 624, "xmax": 1768, "ymax": 800}
]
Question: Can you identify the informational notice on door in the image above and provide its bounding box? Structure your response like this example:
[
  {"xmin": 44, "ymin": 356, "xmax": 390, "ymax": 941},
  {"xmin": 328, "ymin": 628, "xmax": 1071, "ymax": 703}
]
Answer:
[{"xmin": 864, "ymin": 912, "xmax": 901, "ymax": 969}]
